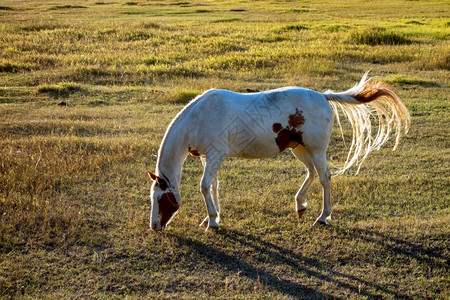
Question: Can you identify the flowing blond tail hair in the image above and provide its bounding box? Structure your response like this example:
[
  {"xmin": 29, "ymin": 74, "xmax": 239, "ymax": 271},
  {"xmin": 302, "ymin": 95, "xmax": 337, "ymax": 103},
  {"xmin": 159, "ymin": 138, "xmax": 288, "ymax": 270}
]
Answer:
[{"xmin": 324, "ymin": 71, "xmax": 410, "ymax": 175}]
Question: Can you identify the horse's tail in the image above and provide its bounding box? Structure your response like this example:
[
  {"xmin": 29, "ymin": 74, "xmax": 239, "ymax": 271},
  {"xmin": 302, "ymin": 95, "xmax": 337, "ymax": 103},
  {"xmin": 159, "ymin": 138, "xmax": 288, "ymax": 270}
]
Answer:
[{"xmin": 323, "ymin": 71, "xmax": 410, "ymax": 175}]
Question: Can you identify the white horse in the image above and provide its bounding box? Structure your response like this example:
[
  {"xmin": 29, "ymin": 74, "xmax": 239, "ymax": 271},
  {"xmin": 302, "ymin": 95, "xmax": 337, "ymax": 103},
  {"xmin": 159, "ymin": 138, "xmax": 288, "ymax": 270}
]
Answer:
[{"xmin": 147, "ymin": 72, "xmax": 410, "ymax": 231}]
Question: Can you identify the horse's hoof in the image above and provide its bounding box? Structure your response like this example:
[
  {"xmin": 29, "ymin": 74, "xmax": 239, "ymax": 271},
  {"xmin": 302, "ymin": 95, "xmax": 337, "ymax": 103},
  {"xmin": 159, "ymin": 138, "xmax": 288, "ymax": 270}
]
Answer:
[
  {"xmin": 297, "ymin": 208, "xmax": 307, "ymax": 218},
  {"xmin": 208, "ymin": 218, "xmax": 220, "ymax": 229},
  {"xmin": 206, "ymin": 225, "xmax": 220, "ymax": 232},
  {"xmin": 312, "ymin": 219, "xmax": 327, "ymax": 226}
]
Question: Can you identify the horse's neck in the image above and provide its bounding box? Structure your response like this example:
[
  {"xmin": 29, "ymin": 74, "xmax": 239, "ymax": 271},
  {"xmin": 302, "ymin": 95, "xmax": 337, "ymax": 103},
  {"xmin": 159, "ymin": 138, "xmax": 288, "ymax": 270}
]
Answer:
[{"xmin": 156, "ymin": 128, "xmax": 188, "ymax": 189}]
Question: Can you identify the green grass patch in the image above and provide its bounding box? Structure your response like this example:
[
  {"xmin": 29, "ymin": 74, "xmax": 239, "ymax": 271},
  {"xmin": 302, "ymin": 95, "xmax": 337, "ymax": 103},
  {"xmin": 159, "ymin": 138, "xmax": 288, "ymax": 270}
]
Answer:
[
  {"xmin": 323, "ymin": 24, "xmax": 351, "ymax": 32},
  {"xmin": 142, "ymin": 56, "xmax": 169, "ymax": 65},
  {"xmin": 275, "ymin": 24, "xmax": 309, "ymax": 33},
  {"xmin": 18, "ymin": 22, "xmax": 64, "ymax": 32},
  {"xmin": 166, "ymin": 88, "xmax": 201, "ymax": 104},
  {"xmin": 195, "ymin": 9, "xmax": 211, "ymax": 13},
  {"xmin": 121, "ymin": 10, "xmax": 146, "ymax": 15},
  {"xmin": 49, "ymin": 5, "xmax": 87, "ymax": 10},
  {"xmin": 210, "ymin": 17, "xmax": 242, "ymax": 23},
  {"xmin": 37, "ymin": 81, "xmax": 85, "ymax": 96},
  {"xmin": 169, "ymin": 1, "xmax": 191, "ymax": 6},
  {"xmin": 349, "ymin": 27, "xmax": 411, "ymax": 45},
  {"xmin": 384, "ymin": 74, "xmax": 439, "ymax": 87},
  {"xmin": 0, "ymin": 5, "xmax": 15, "ymax": 11},
  {"xmin": 0, "ymin": 61, "xmax": 33, "ymax": 73},
  {"xmin": 405, "ymin": 20, "xmax": 425, "ymax": 25}
]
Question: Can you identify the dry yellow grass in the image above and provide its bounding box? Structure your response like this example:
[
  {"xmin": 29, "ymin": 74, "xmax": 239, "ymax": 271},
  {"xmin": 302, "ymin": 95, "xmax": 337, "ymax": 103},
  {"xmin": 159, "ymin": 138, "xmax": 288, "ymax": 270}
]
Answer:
[{"xmin": 0, "ymin": 0, "xmax": 449, "ymax": 298}]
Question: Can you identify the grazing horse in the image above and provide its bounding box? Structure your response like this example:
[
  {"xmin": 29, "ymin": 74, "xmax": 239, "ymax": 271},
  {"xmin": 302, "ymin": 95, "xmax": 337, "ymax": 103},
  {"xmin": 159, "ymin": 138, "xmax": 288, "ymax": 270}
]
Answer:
[{"xmin": 147, "ymin": 72, "xmax": 410, "ymax": 231}]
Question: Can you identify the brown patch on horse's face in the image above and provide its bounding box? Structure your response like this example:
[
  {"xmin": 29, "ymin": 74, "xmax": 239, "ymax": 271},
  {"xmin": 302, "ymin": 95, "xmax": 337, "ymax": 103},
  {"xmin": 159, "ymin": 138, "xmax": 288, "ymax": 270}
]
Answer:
[
  {"xmin": 156, "ymin": 177, "xmax": 168, "ymax": 191},
  {"xmin": 272, "ymin": 108, "xmax": 306, "ymax": 152},
  {"xmin": 150, "ymin": 173, "xmax": 179, "ymax": 228},
  {"xmin": 159, "ymin": 191, "xmax": 179, "ymax": 227}
]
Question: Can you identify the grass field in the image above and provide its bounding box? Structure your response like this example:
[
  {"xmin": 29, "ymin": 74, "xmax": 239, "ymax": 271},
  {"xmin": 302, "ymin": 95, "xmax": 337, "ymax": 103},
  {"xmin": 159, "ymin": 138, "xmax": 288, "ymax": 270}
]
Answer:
[{"xmin": 0, "ymin": 0, "xmax": 449, "ymax": 298}]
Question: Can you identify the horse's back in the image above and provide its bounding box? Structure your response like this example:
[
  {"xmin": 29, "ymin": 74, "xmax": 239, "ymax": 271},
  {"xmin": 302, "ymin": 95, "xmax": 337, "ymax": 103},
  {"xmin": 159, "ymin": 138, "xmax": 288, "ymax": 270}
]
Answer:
[
  {"xmin": 183, "ymin": 87, "xmax": 333, "ymax": 157},
  {"xmin": 192, "ymin": 87, "xmax": 331, "ymax": 118}
]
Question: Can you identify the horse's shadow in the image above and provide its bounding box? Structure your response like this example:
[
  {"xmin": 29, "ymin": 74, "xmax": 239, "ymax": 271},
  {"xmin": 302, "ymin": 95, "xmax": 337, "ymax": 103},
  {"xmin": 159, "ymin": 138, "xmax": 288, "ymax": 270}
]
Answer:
[
  {"xmin": 172, "ymin": 228, "xmax": 325, "ymax": 299},
  {"xmin": 170, "ymin": 225, "xmax": 422, "ymax": 299}
]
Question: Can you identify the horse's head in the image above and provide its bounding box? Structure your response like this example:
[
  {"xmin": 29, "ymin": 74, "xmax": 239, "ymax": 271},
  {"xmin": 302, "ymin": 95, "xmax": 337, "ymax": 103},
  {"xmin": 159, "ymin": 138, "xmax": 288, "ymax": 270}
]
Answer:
[{"xmin": 147, "ymin": 171, "xmax": 180, "ymax": 231}]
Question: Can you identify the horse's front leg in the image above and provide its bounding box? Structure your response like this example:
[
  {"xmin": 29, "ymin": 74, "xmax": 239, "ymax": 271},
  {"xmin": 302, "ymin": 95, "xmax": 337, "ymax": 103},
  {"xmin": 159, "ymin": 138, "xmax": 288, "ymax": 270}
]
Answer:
[
  {"xmin": 200, "ymin": 157, "xmax": 220, "ymax": 216},
  {"xmin": 199, "ymin": 152, "xmax": 225, "ymax": 231}
]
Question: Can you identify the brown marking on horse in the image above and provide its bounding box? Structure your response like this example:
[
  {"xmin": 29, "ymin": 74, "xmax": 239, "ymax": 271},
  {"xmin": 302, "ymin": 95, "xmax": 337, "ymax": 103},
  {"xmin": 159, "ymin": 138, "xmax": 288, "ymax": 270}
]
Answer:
[
  {"xmin": 288, "ymin": 108, "xmax": 305, "ymax": 128},
  {"xmin": 148, "ymin": 171, "xmax": 169, "ymax": 191},
  {"xmin": 272, "ymin": 109, "xmax": 306, "ymax": 152},
  {"xmin": 272, "ymin": 123, "xmax": 283, "ymax": 133},
  {"xmin": 188, "ymin": 146, "xmax": 201, "ymax": 157},
  {"xmin": 159, "ymin": 191, "xmax": 179, "ymax": 226},
  {"xmin": 189, "ymin": 149, "xmax": 201, "ymax": 157},
  {"xmin": 157, "ymin": 177, "xmax": 169, "ymax": 190}
]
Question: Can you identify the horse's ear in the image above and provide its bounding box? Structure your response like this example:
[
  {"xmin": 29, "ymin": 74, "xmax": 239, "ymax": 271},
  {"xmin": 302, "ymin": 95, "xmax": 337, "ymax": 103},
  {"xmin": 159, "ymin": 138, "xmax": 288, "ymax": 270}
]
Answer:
[
  {"xmin": 147, "ymin": 170, "xmax": 158, "ymax": 181},
  {"xmin": 156, "ymin": 177, "xmax": 168, "ymax": 190},
  {"xmin": 147, "ymin": 171, "xmax": 169, "ymax": 190}
]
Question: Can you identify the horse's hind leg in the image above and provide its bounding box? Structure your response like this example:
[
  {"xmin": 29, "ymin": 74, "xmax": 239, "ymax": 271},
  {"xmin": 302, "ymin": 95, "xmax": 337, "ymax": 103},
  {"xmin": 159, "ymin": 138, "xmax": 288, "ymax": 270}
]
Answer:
[
  {"xmin": 292, "ymin": 148, "xmax": 317, "ymax": 216},
  {"xmin": 311, "ymin": 151, "xmax": 332, "ymax": 225},
  {"xmin": 199, "ymin": 153, "xmax": 225, "ymax": 231},
  {"xmin": 291, "ymin": 147, "xmax": 317, "ymax": 218}
]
